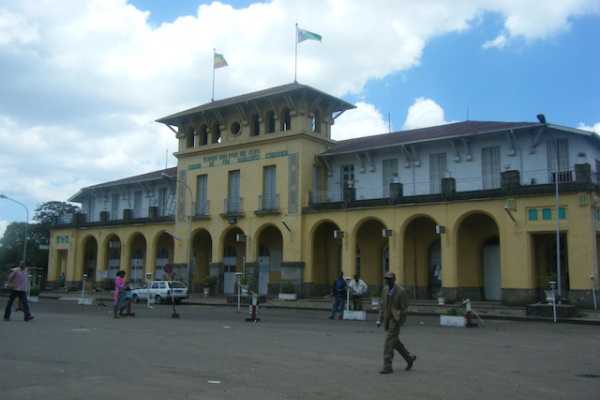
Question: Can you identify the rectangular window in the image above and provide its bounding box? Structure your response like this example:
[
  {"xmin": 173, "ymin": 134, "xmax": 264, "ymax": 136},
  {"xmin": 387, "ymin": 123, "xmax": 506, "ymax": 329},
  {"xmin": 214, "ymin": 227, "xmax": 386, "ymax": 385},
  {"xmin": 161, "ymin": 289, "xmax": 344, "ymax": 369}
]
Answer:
[
  {"xmin": 542, "ymin": 208, "xmax": 552, "ymax": 220},
  {"xmin": 158, "ymin": 187, "xmax": 167, "ymax": 216},
  {"xmin": 429, "ymin": 153, "xmax": 446, "ymax": 193},
  {"xmin": 311, "ymin": 165, "xmax": 322, "ymax": 204},
  {"xmin": 382, "ymin": 159, "xmax": 399, "ymax": 197},
  {"xmin": 528, "ymin": 209, "xmax": 538, "ymax": 221},
  {"xmin": 228, "ymin": 170, "xmax": 241, "ymax": 213},
  {"xmin": 482, "ymin": 146, "xmax": 501, "ymax": 189},
  {"xmin": 312, "ymin": 165, "xmax": 321, "ymax": 193},
  {"xmin": 133, "ymin": 190, "xmax": 142, "ymax": 218},
  {"xmin": 87, "ymin": 198, "xmax": 95, "ymax": 222},
  {"xmin": 559, "ymin": 207, "xmax": 566, "ymax": 219},
  {"xmin": 547, "ymin": 138, "xmax": 571, "ymax": 182},
  {"xmin": 341, "ymin": 165, "xmax": 354, "ymax": 188},
  {"xmin": 111, "ymin": 193, "xmax": 120, "ymax": 220},
  {"xmin": 263, "ymin": 165, "xmax": 276, "ymax": 210},
  {"xmin": 196, "ymin": 175, "xmax": 208, "ymax": 215}
]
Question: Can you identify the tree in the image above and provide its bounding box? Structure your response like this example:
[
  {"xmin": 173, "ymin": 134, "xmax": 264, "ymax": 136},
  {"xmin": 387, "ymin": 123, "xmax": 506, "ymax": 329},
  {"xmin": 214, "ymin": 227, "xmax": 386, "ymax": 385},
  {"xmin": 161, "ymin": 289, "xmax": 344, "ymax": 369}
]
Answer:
[
  {"xmin": 0, "ymin": 222, "xmax": 28, "ymax": 264},
  {"xmin": 33, "ymin": 201, "xmax": 80, "ymax": 226},
  {"xmin": 0, "ymin": 201, "xmax": 80, "ymax": 270}
]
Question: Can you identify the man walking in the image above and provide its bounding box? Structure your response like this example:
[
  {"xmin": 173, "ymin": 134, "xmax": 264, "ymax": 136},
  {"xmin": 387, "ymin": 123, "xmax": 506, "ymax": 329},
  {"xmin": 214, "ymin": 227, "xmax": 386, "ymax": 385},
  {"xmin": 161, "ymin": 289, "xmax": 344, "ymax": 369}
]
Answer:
[
  {"xmin": 4, "ymin": 261, "xmax": 34, "ymax": 322},
  {"xmin": 376, "ymin": 272, "xmax": 415, "ymax": 374},
  {"xmin": 329, "ymin": 271, "xmax": 346, "ymax": 320}
]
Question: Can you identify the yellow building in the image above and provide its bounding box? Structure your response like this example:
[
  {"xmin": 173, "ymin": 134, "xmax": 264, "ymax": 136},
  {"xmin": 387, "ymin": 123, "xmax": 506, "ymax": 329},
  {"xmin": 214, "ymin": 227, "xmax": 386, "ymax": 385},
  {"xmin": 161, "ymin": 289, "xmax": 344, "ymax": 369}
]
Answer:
[{"xmin": 48, "ymin": 83, "xmax": 600, "ymax": 308}]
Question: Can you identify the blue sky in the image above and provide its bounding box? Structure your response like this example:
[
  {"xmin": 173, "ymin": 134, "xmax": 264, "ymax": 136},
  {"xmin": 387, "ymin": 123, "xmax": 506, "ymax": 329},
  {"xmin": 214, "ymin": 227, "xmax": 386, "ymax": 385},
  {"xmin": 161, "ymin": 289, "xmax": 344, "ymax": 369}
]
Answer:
[{"xmin": 0, "ymin": 0, "xmax": 599, "ymax": 237}]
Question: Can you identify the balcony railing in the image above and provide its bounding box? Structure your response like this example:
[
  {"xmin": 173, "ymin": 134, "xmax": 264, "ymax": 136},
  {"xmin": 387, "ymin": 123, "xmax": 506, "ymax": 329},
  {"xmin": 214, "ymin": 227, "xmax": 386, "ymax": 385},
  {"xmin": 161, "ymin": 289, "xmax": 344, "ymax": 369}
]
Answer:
[
  {"xmin": 193, "ymin": 200, "xmax": 210, "ymax": 217},
  {"xmin": 257, "ymin": 194, "xmax": 279, "ymax": 212},
  {"xmin": 57, "ymin": 214, "xmax": 74, "ymax": 224},
  {"xmin": 520, "ymin": 167, "xmax": 574, "ymax": 186},
  {"xmin": 310, "ymin": 166, "xmax": 581, "ymax": 205},
  {"xmin": 223, "ymin": 197, "xmax": 243, "ymax": 214},
  {"xmin": 53, "ymin": 166, "xmax": 588, "ymax": 226},
  {"xmin": 310, "ymin": 190, "xmax": 343, "ymax": 203}
]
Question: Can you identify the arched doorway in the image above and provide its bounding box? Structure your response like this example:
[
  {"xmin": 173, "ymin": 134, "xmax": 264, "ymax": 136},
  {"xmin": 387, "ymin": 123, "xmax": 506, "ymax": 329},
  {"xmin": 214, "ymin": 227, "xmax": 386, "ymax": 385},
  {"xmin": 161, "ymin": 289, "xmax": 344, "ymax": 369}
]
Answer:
[
  {"xmin": 130, "ymin": 234, "xmax": 147, "ymax": 288},
  {"xmin": 82, "ymin": 235, "xmax": 98, "ymax": 284},
  {"xmin": 192, "ymin": 229, "xmax": 212, "ymax": 292},
  {"xmin": 155, "ymin": 232, "xmax": 175, "ymax": 281},
  {"xmin": 311, "ymin": 222, "xmax": 341, "ymax": 296},
  {"xmin": 456, "ymin": 213, "xmax": 500, "ymax": 301},
  {"xmin": 107, "ymin": 250, "xmax": 120, "ymax": 287},
  {"xmin": 403, "ymin": 217, "xmax": 437, "ymax": 299},
  {"xmin": 131, "ymin": 249, "xmax": 144, "ymax": 288},
  {"xmin": 483, "ymin": 237, "xmax": 501, "ymax": 301},
  {"xmin": 257, "ymin": 225, "xmax": 283, "ymax": 295},
  {"xmin": 429, "ymin": 239, "xmax": 441, "ymax": 299},
  {"xmin": 222, "ymin": 228, "xmax": 246, "ymax": 294},
  {"xmin": 355, "ymin": 219, "xmax": 388, "ymax": 288}
]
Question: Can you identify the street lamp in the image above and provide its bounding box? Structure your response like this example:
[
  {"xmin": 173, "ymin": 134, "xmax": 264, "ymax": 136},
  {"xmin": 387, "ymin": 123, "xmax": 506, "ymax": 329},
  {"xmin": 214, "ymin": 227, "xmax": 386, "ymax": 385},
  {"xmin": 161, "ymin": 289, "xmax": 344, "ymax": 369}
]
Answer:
[
  {"xmin": 0, "ymin": 194, "xmax": 29, "ymax": 262},
  {"xmin": 161, "ymin": 173, "xmax": 193, "ymax": 291},
  {"xmin": 537, "ymin": 114, "xmax": 562, "ymax": 304}
]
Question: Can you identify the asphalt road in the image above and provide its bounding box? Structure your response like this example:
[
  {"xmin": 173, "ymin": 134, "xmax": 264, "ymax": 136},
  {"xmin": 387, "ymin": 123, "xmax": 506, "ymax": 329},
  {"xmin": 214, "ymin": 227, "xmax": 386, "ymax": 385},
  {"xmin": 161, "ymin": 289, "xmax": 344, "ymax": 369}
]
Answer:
[{"xmin": 1, "ymin": 298, "xmax": 598, "ymax": 400}]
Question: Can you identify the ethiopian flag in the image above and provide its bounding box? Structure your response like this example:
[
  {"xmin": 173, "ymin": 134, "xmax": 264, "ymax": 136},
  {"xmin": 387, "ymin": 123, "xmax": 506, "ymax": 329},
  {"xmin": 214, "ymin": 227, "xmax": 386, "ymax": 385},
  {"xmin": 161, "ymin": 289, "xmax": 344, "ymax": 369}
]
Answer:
[
  {"xmin": 214, "ymin": 53, "xmax": 228, "ymax": 69},
  {"xmin": 297, "ymin": 28, "xmax": 322, "ymax": 43}
]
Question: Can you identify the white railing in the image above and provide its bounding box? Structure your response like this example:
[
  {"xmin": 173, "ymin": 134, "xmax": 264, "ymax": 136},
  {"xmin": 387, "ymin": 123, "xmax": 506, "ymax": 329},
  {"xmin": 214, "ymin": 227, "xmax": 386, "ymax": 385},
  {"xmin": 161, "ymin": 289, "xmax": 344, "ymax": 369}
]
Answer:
[
  {"xmin": 224, "ymin": 197, "xmax": 243, "ymax": 214},
  {"xmin": 311, "ymin": 167, "xmax": 579, "ymax": 205},
  {"xmin": 520, "ymin": 167, "xmax": 574, "ymax": 186},
  {"xmin": 311, "ymin": 190, "xmax": 343, "ymax": 203},
  {"xmin": 258, "ymin": 194, "xmax": 279, "ymax": 211},
  {"xmin": 194, "ymin": 200, "xmax": 210, "ymax": 216}
]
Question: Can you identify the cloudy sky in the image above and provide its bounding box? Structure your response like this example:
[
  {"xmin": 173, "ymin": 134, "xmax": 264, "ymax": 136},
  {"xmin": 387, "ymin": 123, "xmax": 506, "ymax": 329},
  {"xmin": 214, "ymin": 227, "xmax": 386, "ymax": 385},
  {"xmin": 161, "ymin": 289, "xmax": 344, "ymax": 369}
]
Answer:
[{"xmin": 1, "ymin": 0, "xmax": 599, "ymax": 237}]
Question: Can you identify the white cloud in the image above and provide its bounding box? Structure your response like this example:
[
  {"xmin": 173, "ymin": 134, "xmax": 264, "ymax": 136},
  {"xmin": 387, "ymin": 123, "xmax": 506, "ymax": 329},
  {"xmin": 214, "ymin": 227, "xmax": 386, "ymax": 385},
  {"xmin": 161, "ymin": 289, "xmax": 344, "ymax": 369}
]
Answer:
[
  {"xmin": 403, "ymin": 98, "xmax": 448, "ymax": 130},
  {"xmin": 0, "ymin": 0, "xmax": 597, "ymax": 225},
  {"xmin": 482, "ymin": 0, "xmax": 600, "ymax": 49},
  {"xmin": 577, "ymin": 122, "xmax": 600, "ymax": 134},
  {"xmin": 333, "ymin": 102, "xmax": 389, "ymax": 141},
  {"xmin": 483, "ymin": 34, "xmax": 509, "ymax": 49}
]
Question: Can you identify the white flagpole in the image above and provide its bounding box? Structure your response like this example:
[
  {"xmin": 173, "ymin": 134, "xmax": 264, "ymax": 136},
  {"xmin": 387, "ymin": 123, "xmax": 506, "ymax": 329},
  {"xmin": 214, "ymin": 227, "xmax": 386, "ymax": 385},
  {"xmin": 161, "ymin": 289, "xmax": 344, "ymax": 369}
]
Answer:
[{"xmin": 294, "ymin": 23, "xmax": 298, "ymax": 83}]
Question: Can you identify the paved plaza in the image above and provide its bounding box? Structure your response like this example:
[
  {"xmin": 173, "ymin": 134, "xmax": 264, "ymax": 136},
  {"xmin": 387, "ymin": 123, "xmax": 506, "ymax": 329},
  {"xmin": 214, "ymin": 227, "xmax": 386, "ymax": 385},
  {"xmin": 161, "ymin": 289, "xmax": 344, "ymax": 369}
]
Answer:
[{"xmin": 1, "ymin": 297, "xmax": 598, "ymax": 400}]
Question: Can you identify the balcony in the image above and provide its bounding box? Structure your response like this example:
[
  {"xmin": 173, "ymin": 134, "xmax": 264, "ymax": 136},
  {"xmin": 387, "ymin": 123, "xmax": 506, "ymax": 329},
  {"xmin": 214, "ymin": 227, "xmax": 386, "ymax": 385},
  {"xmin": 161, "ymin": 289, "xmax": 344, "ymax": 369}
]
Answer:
[
  {"xmin": 220, "ymin": 197, "xmax": 244, "ymax": 218},
  {"xmin": 51, "ymin": 206, "xmax": 174, "ymax": 229},
  {"xmin": 255, "ymin": 194, "xmax": 280, "ymax": 215},
  {"xmin": 193, "ymin": 200, "xmax": 210, "ymax": 218},
  {"xmin": 307, "ymin": 165, "xmax": 592, "ymax": 210}
]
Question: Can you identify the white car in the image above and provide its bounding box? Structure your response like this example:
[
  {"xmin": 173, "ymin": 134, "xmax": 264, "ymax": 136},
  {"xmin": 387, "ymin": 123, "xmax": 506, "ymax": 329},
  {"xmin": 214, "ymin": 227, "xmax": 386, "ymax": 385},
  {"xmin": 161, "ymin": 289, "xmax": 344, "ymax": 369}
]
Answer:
[{"xmin": 131, "ymin": 281, "xmax": 188, "ymax": 304}]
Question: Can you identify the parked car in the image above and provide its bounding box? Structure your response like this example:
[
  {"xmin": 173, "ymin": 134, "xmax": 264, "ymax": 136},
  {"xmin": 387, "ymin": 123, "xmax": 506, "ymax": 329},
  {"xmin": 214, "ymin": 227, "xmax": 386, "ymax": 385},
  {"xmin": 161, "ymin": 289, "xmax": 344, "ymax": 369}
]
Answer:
[{"xmin": 131, "ymin": 281, "xmax": 188, "ymax": 304}]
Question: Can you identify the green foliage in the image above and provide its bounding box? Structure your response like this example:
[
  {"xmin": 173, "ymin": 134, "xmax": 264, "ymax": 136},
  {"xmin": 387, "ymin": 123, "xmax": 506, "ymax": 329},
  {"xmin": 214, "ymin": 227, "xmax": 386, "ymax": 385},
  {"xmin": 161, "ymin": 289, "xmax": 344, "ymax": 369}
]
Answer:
[
  {"xmin": 239, "ymin": 272, "xmax": 252, "ymax": 285},
  {"xmin": 447, "ymin": 307, "xmax": 464, "ymax": 316},
  {"xmin": 0, "ymin": 223, "xmax": 26, "ymax": 263},
  {"xmin": 203, "ymin": 276, "xmax": 218, "ymax": 288},
  {"xmin": 0, "ymin": 201, "xmax": 79, "ymax": 270},
  {"xmin": 354, "ymin": 298, "xmax": 363, "ymax": 310},
  {"xmin": 538, "ymin": 272, "xmax": 557, "ymax": 288},
  {"xmin": 280, "ymin": 280, "xmax": 296, "ymax": 294},
  {"xmin": 33, "ymin": 201, "xmax": 80, "ymax": 226},
  {"xmin": 370, "ymin": 287, "xmax": 382, "ymax": 298},
  {"xmin": 29, "ymin": 286, "xmax": 41, "ymax": 296}
]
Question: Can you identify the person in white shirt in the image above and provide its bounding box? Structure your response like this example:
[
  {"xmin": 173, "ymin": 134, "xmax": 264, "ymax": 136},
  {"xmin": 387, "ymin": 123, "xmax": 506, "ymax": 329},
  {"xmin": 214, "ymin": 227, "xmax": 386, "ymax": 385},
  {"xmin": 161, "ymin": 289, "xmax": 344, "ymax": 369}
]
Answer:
[{"xmin": 348, "ymin": 273, "xmax": 368, "ymax": 310}]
